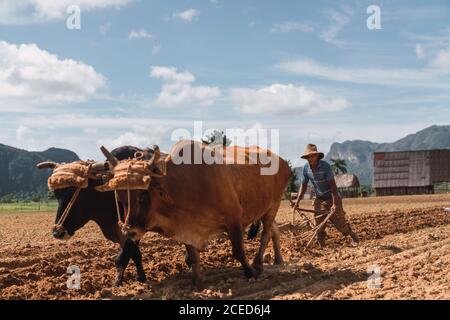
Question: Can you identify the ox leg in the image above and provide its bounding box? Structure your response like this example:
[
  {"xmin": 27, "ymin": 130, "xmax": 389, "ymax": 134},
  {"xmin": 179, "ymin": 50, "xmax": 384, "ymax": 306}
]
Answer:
[
  {"xmin": 185, "ymin": 245, "xmax": 204, "ymax": 289},
  {"xmin": 129, "ymin": 240, "xmax": 147, "ymax": 283},
  {"xmin": 271, "ymin": 223, "xmax": 284, "ymax": 265},
  {"xmin": 252, "ymin": 221, "xmax": 272, "ymax": 274},
  {"xmin": 253, "ymin": 206, "xmax": 282, "ymax": 272},
  {"xmin": 184, "ymin": 244, "xmax": 193, "ymax": 268},
  {"xmin": 114, "ymin": 246, "xmax": 131, "ymax": 286},
  {"xmin": 227, "ymin": 223, "xmax": 258, "ymax": 279}
]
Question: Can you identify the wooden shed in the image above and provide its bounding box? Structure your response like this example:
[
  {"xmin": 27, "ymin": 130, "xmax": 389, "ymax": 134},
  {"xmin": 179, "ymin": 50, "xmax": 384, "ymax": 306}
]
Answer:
[
  {"xmin": 335, "ymin": 173, "xmax": 360, "ymax": 198},
  {"xmin": 373, "ymin": 149, "xmax": 450, "ymax": 196}
]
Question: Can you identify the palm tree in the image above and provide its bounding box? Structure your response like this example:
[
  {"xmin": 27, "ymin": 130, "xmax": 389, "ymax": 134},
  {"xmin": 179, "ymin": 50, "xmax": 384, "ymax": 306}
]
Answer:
[
  {"xmin": 201, "ymin": 130, "xmax": 232, "ymax": 147},
  {"xmin": 330, "ymin": 158, "xmax": 348, "ymax": 175},
  {"xmin": 285, "ymin": 161, "xmax": 299, "ymax": 193}
]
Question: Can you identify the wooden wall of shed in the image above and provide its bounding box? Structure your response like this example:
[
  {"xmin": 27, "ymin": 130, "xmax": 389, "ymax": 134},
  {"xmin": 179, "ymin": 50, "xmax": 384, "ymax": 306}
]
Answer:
[
  {"xmin": 373, "ymin": 151, "xmax": 413, "ymax": 188},
  {"xmin": 430, "ymin": 150, "xmax": 450, "ymax": 183},
  {"xmin": 375, "ymin": 186, "xmax": 434, "ymax": 196},
  {"xmin": 373, "ymin": 150, "xmax": 442, "ymax": 188},
  {"xmin": 407, "ymin": 151, "xmax": 430, "ymax": 187}
]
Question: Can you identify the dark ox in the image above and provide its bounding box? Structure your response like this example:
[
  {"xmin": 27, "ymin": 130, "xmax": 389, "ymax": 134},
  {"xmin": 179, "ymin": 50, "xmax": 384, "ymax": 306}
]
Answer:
[
  {"xmin": 37, "ymin": 146, "xmax": 153, "ymax": 286},
  {"xmin": 101, "ymin": 140, "xmax": 291, "ymax": 288}
]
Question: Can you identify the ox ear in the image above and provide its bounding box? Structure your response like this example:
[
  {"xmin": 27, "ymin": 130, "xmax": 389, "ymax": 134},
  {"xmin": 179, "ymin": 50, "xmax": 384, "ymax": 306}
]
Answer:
[
  {"xmin": 36, "ymin": 162, "xmax": 58, "ymax": 170},
  {"xmin": 100, "ymin": 146, "xmax": 119, "ymax": 168},
  {"xmin": 151, "ymin": 182, "xmax": 172, "ymax": 206}
]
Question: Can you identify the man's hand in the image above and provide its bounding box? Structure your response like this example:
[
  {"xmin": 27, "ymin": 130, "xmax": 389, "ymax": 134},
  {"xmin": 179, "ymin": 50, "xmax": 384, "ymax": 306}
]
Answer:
[
  {"xmin": 290, "ymin": 199, "xmax": 298, "ymax": 208},
  {"xmin": 331, "ymin": 201, "xmax": 342, "ymax": 213},
  {"xmin": 291, "ymin": 196, "xmax": 302, "ymax": 208},
  {"xmin": 293, "ymin": 182, "xmax": 307, "ymax": 209}
]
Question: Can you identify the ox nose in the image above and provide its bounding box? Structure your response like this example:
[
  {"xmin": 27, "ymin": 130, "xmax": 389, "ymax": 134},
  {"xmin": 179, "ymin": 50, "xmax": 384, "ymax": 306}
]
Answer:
[
  {"xmin": 52, "ymin": 227, "xmax": 67, "ymax": 239},
  {"xmin": 126, "ymin": 231, "xmax": 137, "ymax": 238}
]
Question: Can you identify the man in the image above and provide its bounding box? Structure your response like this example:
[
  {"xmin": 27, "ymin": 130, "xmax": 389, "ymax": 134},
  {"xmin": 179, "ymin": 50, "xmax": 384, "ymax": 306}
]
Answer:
[{"xmin": 293, "ymin": 144, "xmax": 359, "ymax": 247}]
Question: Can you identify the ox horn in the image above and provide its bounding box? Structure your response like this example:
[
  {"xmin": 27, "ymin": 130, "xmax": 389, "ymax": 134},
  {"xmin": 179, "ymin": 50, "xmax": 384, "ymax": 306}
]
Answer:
[
  {"xmin": 100, "ymin": 146, "xmax": 119, "ymax": 168},
  {"xmin": 36, "ymin": 162, "xmax": 58, "ymax": 170},
  {"xmin": 91, "ymin": 161, "xmax": 109, "ymax": 173},
  {"xmin": 147, "ymin": 145, "xmax": 166, "ymax": 177},
  {"xmin": 148, "ymin": 145, "xmax": 161, "ymax": 166}
]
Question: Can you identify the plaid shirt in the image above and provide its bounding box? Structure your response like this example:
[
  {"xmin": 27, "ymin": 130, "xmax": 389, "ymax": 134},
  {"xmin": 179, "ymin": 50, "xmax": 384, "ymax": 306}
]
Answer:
[{"xmin": 302, "ymin": 160, "xmax": 334, "ymax": 199}]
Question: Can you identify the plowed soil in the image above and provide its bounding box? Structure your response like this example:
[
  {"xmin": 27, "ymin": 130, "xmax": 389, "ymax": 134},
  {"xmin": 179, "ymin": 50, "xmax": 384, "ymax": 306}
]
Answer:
[{"xmin": 0, "ymin": 194, "xmax": 449, "ymax": 300}]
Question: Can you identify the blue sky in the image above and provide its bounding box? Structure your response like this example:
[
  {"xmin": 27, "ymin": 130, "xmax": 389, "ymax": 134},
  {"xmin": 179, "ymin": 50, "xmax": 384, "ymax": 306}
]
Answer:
[{"xmin": 1, "ymin": 0, "xmax": 450, "ymax": 166}]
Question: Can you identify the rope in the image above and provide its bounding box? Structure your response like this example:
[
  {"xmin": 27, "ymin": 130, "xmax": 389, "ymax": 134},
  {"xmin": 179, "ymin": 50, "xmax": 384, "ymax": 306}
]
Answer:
[
  {"xmin": 114, "ymin": 189, "xmax": 122, "ymax": 225},
  {"xmin": 125, "ymin": 188, "xmax": 131, "ymax": 227},
  {"xmin": 113, "ymin": 162, "xmax": 133, "ymax": 229},
  {"xmin": 55, "ymin": 187, "xmax": 81, "ymax": 227},
  {"xmin": 124, "ymin": 163, "xmax": 132, "ymax": 227},
  {"xmin": 110, "ymin": 156, "xmax": 163, "ymax": 229},
  {"xmin": 54, "ymin": 163, "xmax": 92, "ymax": 228}
]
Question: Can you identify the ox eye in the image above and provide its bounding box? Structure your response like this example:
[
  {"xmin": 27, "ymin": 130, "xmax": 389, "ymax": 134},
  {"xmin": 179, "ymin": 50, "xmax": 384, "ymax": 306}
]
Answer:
[{"xmin": 139, "ymin": 193, "xmax": 149, "ymax": 206}]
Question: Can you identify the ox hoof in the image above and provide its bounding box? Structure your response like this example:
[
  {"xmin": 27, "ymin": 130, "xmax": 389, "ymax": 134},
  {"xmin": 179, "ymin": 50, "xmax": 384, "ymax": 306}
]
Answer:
[
  {"xmin": 192, "ymin": 277, "xmax": 205, "ymax": 291},
  {"xmin": 113, "ymin": 278, "xmax": 123, "ymax": 287},
  {"xmin": 244, "ymin": 266, "xmax": 259, "ymax": 279},
  {"xmin": 136, "ymin": 272, "xmax": 147, "ymax": 283},
  {"xmin": 252, "ymin": 263, "xmax": 264, "ymax": 275},
  {"xmin": 274, "ymin": 257, "xmax": 284, "ymax": 266}
]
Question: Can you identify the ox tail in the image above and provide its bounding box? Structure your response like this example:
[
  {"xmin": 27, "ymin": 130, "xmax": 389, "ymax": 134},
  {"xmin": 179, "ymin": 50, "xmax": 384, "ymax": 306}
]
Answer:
[{"xmin": 247, "ymin": 220, "xmax": 262, "ymax": 240}]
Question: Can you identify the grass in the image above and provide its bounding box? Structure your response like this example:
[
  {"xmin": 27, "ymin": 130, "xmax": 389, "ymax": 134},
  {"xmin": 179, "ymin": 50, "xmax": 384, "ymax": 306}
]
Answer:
[{"xmin": 0, "ymin": 201, "xmax": 57, "ymax": 213}]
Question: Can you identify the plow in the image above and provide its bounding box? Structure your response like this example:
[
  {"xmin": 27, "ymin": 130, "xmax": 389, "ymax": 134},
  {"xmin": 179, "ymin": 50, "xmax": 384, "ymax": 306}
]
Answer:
[{"xmin": 282, "ymin": 198, "xmax": 336, "ymax": 249}]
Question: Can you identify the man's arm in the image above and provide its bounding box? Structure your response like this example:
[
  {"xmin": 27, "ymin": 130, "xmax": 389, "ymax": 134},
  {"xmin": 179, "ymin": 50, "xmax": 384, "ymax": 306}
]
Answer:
[
  {"xmin": 329, "ymin": 178, "xmax": 341, "ymax": 211},
  {"xmin": 294, "ymin": 181, "xmax": 308, "ymax": 207}
]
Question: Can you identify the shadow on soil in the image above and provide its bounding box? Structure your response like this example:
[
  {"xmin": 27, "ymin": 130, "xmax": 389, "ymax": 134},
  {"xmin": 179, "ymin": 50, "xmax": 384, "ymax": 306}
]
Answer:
[{"xmin": 135, "ymin": 263, "xmax": 367, "ymax": 300}]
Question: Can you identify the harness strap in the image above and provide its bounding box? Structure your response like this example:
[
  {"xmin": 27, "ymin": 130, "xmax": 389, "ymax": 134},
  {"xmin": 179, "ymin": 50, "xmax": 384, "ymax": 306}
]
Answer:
[
  {"xmin": 124, "ymin": 163, "xmax": 132, "ymax": 227},
  {"xmin": 55, "ymin": 164, "xmax": 92, "ymax": 229},
  {"xmin": 55, "ymin": 187, "xmax": 81, "ymax": 227},
  {"xmin": 114, "ymin": 162, "xmax": 133, "ymax": 228},
  {"xmin": 125, "ymin": 188, "xmax": 131, "ymax": 226},
  {"xmin": 114, "ymin": 189, "xmax": 122, "ymax": 225}
]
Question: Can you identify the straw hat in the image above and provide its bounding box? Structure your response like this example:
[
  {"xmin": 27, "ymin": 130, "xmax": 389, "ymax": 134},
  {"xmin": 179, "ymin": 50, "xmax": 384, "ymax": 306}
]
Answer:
[{"xmin": 301, "ymin": 144, "xmax": 324, "ymax": 159}]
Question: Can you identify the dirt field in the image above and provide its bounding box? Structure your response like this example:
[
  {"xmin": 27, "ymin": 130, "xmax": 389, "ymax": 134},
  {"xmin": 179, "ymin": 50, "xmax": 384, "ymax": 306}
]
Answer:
[{"xmin": 0, "ymin": 194, "xmax": 449, "ymax": 300}]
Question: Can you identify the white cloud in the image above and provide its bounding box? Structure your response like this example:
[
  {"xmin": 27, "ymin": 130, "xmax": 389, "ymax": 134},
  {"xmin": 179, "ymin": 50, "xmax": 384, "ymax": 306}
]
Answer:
[
  {"xmin": 229, "ymin": 84, "xmax": 349, "ymax": 115},
  {"xmin": 150, "ymin": 66, "xmax": 220, "ymax": 107},
  {"xmin": 151, "ymin": 44, "xmax": 162, "ymax": 55},
  {"xmin": 277, "ymin": 58, "xmax": 450, "ymax": 87},
  {"xmin": 270, "ymin": 21, "xmax": 313, "ymax": 33},
  {"xmin": 150, "ymin": 66, "xmax": 195, "ymax": 83},
  {"xmin": 16, "ymin": 125, "xmax": 32, "ymax": 141},
  {"xmin": 0, "ymin": 41, "xmax": 106, "ymax": 106},
  {"xmin": 432, "ymin": 47, "xmax": 450, "ymax": 69},
  {"xmin": 415, "ymin": 44, "xmax": 426, "ymax": 59},
  {"xmin": 101, "ymin": 132, "xmax": 150, "ymax": 149},
  {"xmin": 97, "ymin": 125, "xmax": 170, "ymax": 151},
  {"xmin": 320, "ymin": 8, "xmax": 353, "ymax": 44},
  {"xmin": 173, "ymin": 8, "xmax": 200, "ymax": 23},
  {"xmin": 0, "ymin": 0, "xmax": 131, "ymax": 24},
  {"xmin": 128, "ymin": 29, "xmax": 152, "ymax": 39},
  {"xmin": 100, "ymin": 23, "xmax": 111, "ymax": 35}
]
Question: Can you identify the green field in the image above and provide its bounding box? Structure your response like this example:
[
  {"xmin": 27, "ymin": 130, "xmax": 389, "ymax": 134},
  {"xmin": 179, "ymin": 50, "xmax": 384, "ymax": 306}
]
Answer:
[{"xmin": 0, "ymin": 201, "xmax": 57, "ymax": 213}]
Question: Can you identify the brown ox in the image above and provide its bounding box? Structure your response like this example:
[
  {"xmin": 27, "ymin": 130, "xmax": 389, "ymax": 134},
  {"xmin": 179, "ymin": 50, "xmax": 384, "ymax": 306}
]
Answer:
[{"xmin": 100, "ymin": 140, "xmax": 291, "ymax": 287}]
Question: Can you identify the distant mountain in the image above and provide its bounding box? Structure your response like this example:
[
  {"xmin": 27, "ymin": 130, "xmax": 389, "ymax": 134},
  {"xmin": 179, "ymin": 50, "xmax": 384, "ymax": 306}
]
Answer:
[
  {"xmin": 0, "ymin": 144, "xmax": 79, "ymax": 197},
  {"xmin": 325, "ymin": 125, "xmax": 450, "ymax": 185}
]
